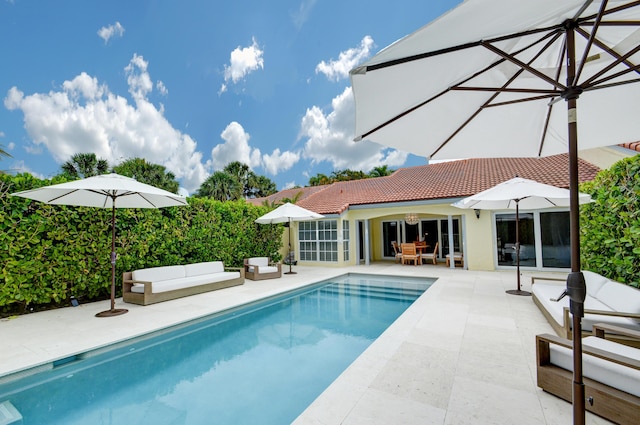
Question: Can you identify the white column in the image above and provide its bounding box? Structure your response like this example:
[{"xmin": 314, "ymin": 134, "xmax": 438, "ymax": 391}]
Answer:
[
  {"xmin": 364, "ymin": 219, "xmax": 370, "ymax": 265},
  {"xmin": 448, "ymin": 215, "xmax": 455, "ymax": 269}
]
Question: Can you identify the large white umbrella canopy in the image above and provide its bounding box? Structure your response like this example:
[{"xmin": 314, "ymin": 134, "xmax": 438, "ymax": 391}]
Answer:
[
  {"xmin": 350, "ymin": 1, "xmax": 640, "ymax": 422},
  {"xmin": 255, "ymin": 203, "xmax": 324, "ymax": 274},
  {"xmin": 255, "ymin": 202, "xmax": 324, "ymax": 224},
  {"xmin": 453, "ymin": 177, "xmax": 592, "ymax": 294},
  {"xmin": 13, "ymin": 173, "xmax": 188, "ymax": 317},
  {"xmin": 452, "ymin": 177, "xmax": 592, "ymax": 210}
]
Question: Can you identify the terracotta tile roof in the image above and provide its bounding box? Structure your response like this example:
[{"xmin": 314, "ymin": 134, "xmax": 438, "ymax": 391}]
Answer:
[
  {"xmin": 246, "ymin": 185, "xmax": 326, "ymax": 206},
  {"xmin": 620, "ymin": 142, "xmax": 640, "ymax": 152},
  {"xmin": 251, "ymin": 154, "xmax": 600, "ymax": 215}
]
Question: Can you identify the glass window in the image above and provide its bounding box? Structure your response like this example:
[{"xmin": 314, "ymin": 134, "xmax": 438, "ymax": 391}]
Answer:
[
  {"xmin": 540, "ymin": 211, "xmax": 571, "ymax": 268},
  {"xmin": 495, "ymin": 212, "xmax": 536, "ymax": 267},
  {"xmin": 298, "ymin": 220, "xmax": 338, "ymax": 262}
]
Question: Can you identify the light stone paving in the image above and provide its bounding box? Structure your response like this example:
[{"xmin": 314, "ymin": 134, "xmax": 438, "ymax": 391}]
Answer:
[{"xmin": 0, "ymin": 264, "xmax": 614, "ymax": 424}]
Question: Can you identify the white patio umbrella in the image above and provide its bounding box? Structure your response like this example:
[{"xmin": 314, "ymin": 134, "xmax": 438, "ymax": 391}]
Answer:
[
  {"xmin": 255, "ymin": 202, "xmax": 324, "ymax": 274},
  {"xmin": 453, "ymin": 177, "xmax": 592, "ymax": 295},
  {"xmin": 350, "ymin": 1, "xmax": 640, "ymax": 421},
  {"xmin": 12, "ymin": 173, "xmax": 188, "ymax": 317}
]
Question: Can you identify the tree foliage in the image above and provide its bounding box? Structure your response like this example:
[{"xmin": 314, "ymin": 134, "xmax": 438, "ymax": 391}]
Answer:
[
  {"xmin": 0, "ymin": 173, "xmax": 283, "ymax": 316},
  {"xmin": 61, "ymin": 153, "xmax": 109, "ymax": 179},
  {"xmin": 113, "ymin": 157, "xmax": 180, "ymax": 194},
  {"xmin": 196, "ymin": 171, "xmax": 244, "ymax": 200},
  {"xmin": 580, "ymin": 154, "xmax": 640, "ymax": 286},
  {"xmin": 307, "ymin": 167, "xmax": 395, "ymax": 186}
]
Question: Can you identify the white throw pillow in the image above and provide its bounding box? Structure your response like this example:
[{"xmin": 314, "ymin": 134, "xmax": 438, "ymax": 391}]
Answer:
[
  {"xmin": 248, "ymin": 257, "xmax": 269, "ymax": 267},
  {"xmin": 185, "ymin": 261, "xmax": 225, "ymax": 277}
]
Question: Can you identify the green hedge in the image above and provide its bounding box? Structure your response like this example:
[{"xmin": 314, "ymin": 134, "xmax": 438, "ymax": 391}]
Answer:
[
  {"xmin": 580, "ymin": 154, "xmax": 640, "ymax": 287},
  {"xmin": 0, "ymin": 173, "xmax": 283, "ymax": 315}
]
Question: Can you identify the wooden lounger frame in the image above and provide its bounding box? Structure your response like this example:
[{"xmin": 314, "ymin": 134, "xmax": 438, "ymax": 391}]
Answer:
[
  {"xmin": 243, "ymin": 259, "xmax": 282, "ymax": 281},
  {"xmin": 531, "ymin": 276, "xmax": 640, "ymax": 346},
  {"xmin": 536, "ymin": 324, "xmax": 640, "ymax": 425},
  {"xmin": 122, "ymin": 267, "xmax": 245, "ymax": 306}
]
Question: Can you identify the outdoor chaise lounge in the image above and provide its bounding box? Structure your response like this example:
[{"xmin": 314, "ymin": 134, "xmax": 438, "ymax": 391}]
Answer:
[
  {"xmin": 244, "ymin": 257, "xmax": 281, "ymax": 280},
  {"xmin": 536, "ymin": 323, "xmax": 640, "ymax": 425},
  {"xmin": 531, "ymin": 270, "xmax": 640, "ymax": 342},
  {"xmin": 445, "ymin": 252, "xmax": 463, "ymax": 267},
  {"xmin": 123, "ymin": 261, "xmax": 244, "ymax": 306}
]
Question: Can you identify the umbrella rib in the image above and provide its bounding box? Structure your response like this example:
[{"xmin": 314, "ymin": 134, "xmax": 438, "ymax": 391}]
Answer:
[
  {"xmin": 481, "ymin": 42, "xmax": 567, "ymax": 90},
  {"xmin": 361, "ymin": 24, "xmax": 565, "ymax": 73},
  {"xmin": 359, "ymin": 30, "xmax": 563, "ymax": 142},
  {"xmin": 574, "ymin": 0, "xmax": 609, "ymax": 85},
  {"xmin": 575, "ymin": 26, "xmax": 640, "ymax": 85},
  {"xmin": 432, "ymin": 32, "xmax": 565, "ymax": 156}
]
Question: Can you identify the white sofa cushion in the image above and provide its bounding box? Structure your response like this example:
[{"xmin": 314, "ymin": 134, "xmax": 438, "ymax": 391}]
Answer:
[
  {"xmin": 248, "ymin": 257, "xmax": 269, "ymax": 267},
  {"xmin": 185, "ymin": 261, "xmax": 225, "ymax": 277},
  {"xmin": 248, "ymin": 265, "xmax": 279, "ymax": 274},
  {"xmin": 595, "ymin": 281, "xmax": 640, "ymax": 314},
  {"xmin": 131, "ymin": 271, "xmax": 241, "ymax": 294},
  {"xmin": 531, "ymin": 283, "xmax": 640, "ymax": 331},
  {"xmin": 549, "ymin": 336, "xmax": 640, "ymax": 397},
  {"xmin": 132, "ymin": 265, "xmax": 185, "ymax": 282},
  {"xmin": 582, "ymin": 270, "xmax": 610, "ymax": 296}
]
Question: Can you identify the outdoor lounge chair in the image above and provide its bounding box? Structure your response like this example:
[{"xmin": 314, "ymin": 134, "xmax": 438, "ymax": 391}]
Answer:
[
  {"xmin": 400, "ymin": 243, "xmax": 421, "ymax": 266},
  {"xmin": 536, "ymin": 323, "xmax": 640, "ymax": 424},
  {"xmin": 244, "ymin": 257, "xmax": 282, "ymax": 281},
  {"xmin": 445, "ymin": 252, "xmax": 463, "ymax": 267}
]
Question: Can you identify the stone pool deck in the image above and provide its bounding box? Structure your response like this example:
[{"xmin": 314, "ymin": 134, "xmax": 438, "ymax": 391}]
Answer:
[{"xmin": 0, "ymin": 264, "xmax": 613, "ymax": 424}]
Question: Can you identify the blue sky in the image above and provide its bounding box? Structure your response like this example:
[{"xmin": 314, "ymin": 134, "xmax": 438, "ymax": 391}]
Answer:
[{"xmin": 1, "ymin": 0, "xmax": 462, "ymax": 194}]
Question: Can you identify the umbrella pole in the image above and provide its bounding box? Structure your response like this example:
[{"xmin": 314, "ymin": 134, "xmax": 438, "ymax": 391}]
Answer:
[
  {"xmin": 506, "ymin": 201, "xmax": 530, "ymax": 296},
  {"xmin": 285, "ymin": 218, "xmax": 296, "ymax": 274},
  {"xmin": 96, "ymin": 201, "xmax": 128, "ymax": 317},
  {"xmin": 565, "ymin": 24, "xmax": 585, "ymax": 425}
]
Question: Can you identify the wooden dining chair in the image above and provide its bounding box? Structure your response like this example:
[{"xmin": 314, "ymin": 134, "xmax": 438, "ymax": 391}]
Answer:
[
  {"xmin": 391, "ymin": 241, "xmax": 402, "ymax": 263},
  {"xmin": 400, "ymin": 243, "xmax": 420, "ymax": 266}
]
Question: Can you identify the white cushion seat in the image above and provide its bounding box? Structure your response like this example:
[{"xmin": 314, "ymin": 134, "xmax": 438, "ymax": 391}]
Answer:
[
  {"xmin": 131, "ymin": 271, "xmax": 241, "ymax": 293},
  {"xmin": 549, "ymin": 336, "xmax": 640, "ymax": 397}
]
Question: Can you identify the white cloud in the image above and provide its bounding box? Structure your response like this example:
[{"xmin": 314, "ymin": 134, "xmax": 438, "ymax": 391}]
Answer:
[
  {"xmin": 262, "ymin": 148, "xmax": 300, "ymax": 175},
  {"xmin": 97, "ymin": 21, "xmax": 125, "ymax": 44},
  {"xmin": 209, "ymin": 121, "xmax": 300, "ymax": 176},
  {"xmin": 222, "ymin": 38, "xmax": 264, "ymax": 87},
  {"xmin": 125, "ymin": 54, "xmax": 153, "ymax": 100},
  {"xmin": 291, "ymin": 0, "xmax": 317, "ymax": 29},
  {"xmin": 156, "ymin": 80, "xmax": 168, "ymax": 96},
  {"xmin": 3, "ymin": 54, "xmax": 208, "ymax": 192},
  {"xmin": 8, "ymin": 142, "xmax": 15, "ymax": 150},
  {"xmin": 9, "ymin": 159, "xmax": 44, "ymax": 179},
  {"xmin": 299, "ymin": 86, "xmax": 408, "ymax": 171},
  {"xmin": 315, "ymin": 36, "xmax": 375, "ymax": 82}
]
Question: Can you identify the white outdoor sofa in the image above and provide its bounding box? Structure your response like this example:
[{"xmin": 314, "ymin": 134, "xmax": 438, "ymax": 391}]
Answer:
[
  {"xmin": 536, "ymin": 323, "xmax": 640, "ymax": 425},
  {"xmin": 243, "ymin": 257, "xmax": 281, "ymax": 281},
  {"xmin": 531, "ymin": 270, "xmax": 640, "ymax": 340},
  {"xmin": 123, "ymin": 261, "xmax": 244, "ymax": 306}
]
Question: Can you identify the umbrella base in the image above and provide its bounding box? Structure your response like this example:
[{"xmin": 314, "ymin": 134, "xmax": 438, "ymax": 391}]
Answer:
[
  {"xmin": 285, "ymin": 271, "xmax": 297, "ymax": 275},
  {"xmin": 95, "ymin": 308, "xmax": 128, "ymax": 317},
  {"xmin": 506, "ymin": 289, "xmax": 531, "ymax": 296}
]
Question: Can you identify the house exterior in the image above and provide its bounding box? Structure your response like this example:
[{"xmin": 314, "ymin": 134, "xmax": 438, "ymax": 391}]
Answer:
[{"xmin": 250, "ymin": 154, "xmax": 603, "ymax": 272}]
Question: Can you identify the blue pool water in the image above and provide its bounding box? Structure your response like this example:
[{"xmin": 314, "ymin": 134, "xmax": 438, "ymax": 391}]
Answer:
[{"xmin": 0, "ymin": 273, "xmax": 433, "ymax": 425}]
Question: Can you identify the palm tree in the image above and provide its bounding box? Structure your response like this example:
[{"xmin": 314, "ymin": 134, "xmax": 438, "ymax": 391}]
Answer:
[
  {"xmin": 196, "ymin": 171, "xmax": 243, "ymax": 201},
  {"xmin": 61, "ymin": 153, "xmax": 109, "ymax": 179},
  {"xmin": 0, "ymin": 145, "xmax": 12, "ymax": 175},
  {"xmin": 113, "ymin": 157, "xmax": 179, "ymax": 193},
  {"xmin": 369, "ymin": 165, "xmax": 394, "ymax": 178}
]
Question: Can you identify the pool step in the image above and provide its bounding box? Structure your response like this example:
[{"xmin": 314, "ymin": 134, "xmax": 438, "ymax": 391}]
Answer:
[
  {"xmin": 317, "ymin": 285, "xmax": 425, "ymax": 301},
  {"xmin": 0, "ymin": 400, "xmax": 23, "ymax": 425}
]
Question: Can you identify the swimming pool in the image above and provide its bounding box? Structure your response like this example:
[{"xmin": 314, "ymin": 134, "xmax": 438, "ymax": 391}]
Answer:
[{"xmin": 0, "ymin": 273, "xmax": 434, "ymax": 424}]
